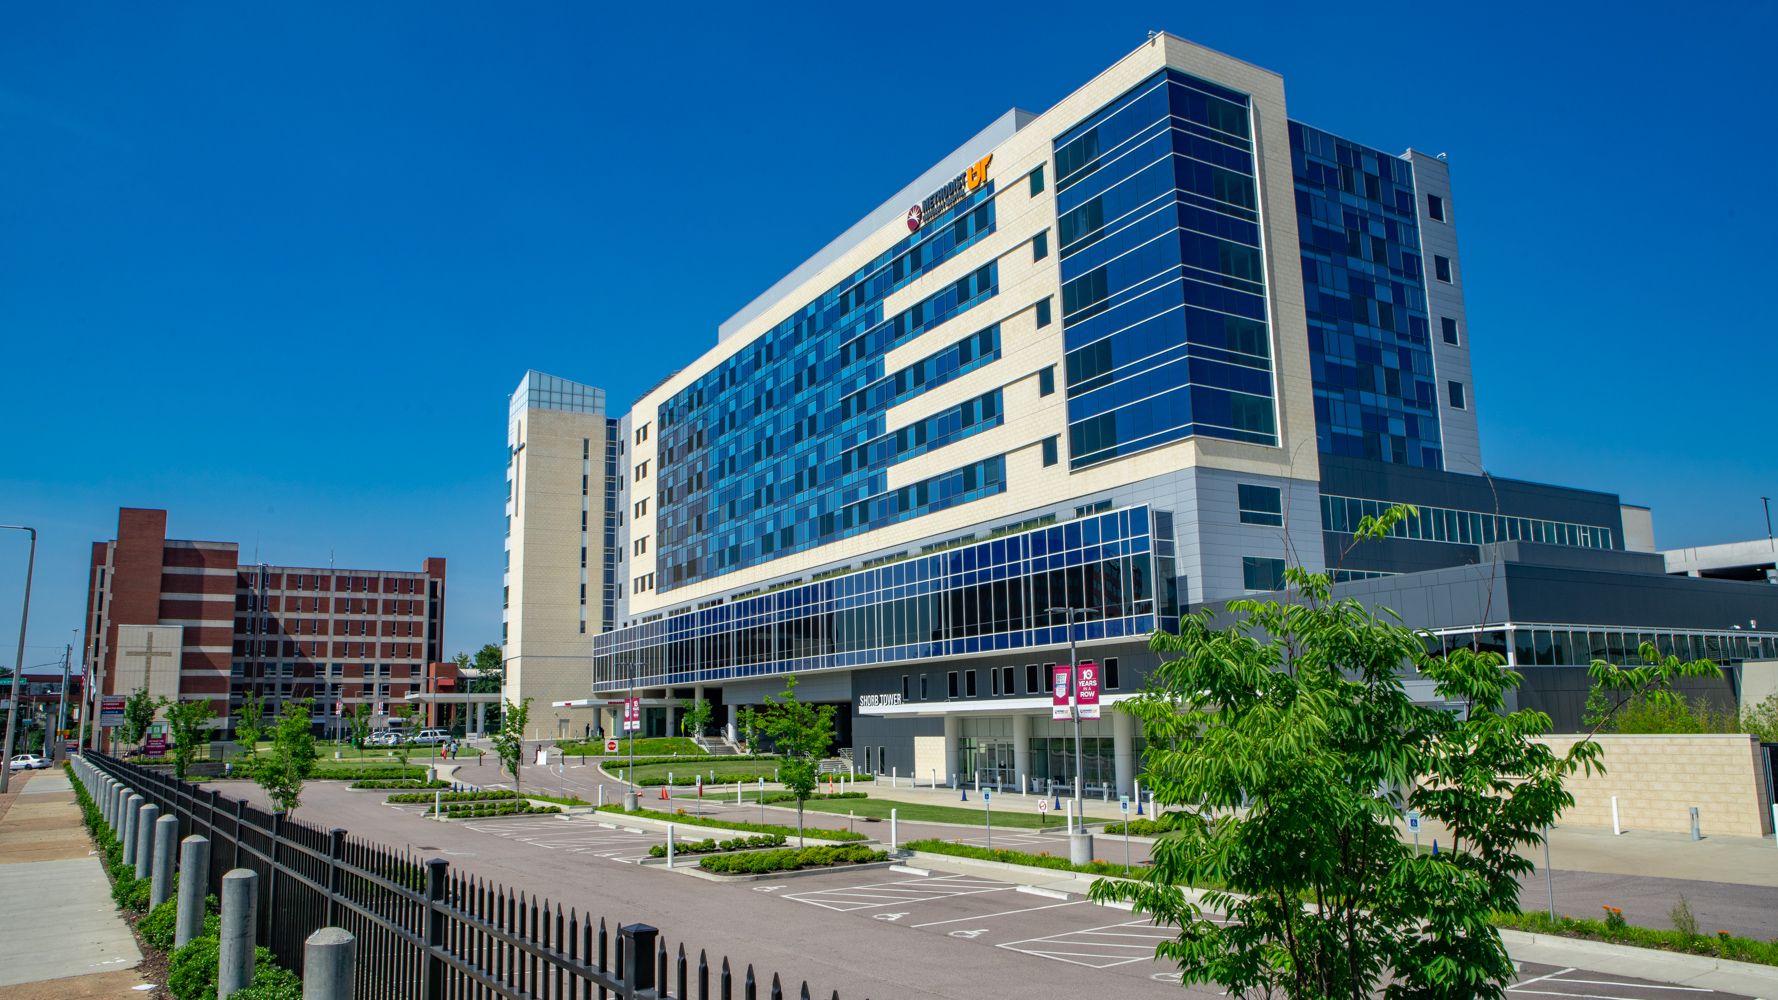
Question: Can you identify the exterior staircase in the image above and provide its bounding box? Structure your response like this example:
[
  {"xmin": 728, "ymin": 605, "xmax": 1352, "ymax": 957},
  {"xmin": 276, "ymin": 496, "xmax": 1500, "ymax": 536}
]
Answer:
[{"xmin": 692, "ymin": 736, "xmax": 742, "ymax": 756}]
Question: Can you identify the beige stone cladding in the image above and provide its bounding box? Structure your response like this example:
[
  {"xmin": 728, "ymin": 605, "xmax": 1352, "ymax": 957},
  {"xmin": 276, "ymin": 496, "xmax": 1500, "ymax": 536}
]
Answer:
[
  {"xmin": 1529, "ymin": 734, "xmax": 1774, "ymax": 838},
  {"xmin": 620, "ymin": 34, "xmax": 1319, "ymax": 616},
  {"xmin": 912, "ymin": 735, "xmax": 946, "ymax": 786},
  {"xmin": 506, "ymin": 404, "xmax": 604, "ymax": 733}
]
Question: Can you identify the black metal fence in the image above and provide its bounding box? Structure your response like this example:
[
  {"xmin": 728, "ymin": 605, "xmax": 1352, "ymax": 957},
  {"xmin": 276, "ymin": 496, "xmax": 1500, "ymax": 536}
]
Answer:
[{"xmin": 85, "ymin": 753, "xmax": 841, "ymax": 1000}]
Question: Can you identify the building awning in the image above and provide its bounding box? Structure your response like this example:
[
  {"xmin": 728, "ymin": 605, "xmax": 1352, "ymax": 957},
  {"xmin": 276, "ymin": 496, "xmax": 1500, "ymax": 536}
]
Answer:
[{"xmin": 403, "ymin": 692, "xmax": 505, "ymax": 703}]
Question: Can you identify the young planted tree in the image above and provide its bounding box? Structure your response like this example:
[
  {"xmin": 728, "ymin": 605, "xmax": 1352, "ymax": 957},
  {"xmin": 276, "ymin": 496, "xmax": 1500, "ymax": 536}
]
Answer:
[
  {"xmin": 347, "ymin": 703, "xmax": 374, "ymax": 756},
  {"xmin": 120, "ymin": 688, "xmax": 159, "ymax": 754},
  {"xmin": 735, "ymin": 707, "xmax": 758, "ymax": 752},
  {"xmin": 255, "ymin": 700, "xmax": 319, "ymax": 816},
  {"xmin": 680, "ymin": 697, "xmax": 714, "ymax": 739},
  {"xmin": 389, "ymin": 702, "xmax": 418, "ymax": 776},
  {"xmin": 164, "ymin": 698, "xmax": 216, "ymax": 780},
  {"xmin": 234, "ymin": 690, "xmax": 269, "ymax": 764},
  {"xmin": 491, "ymin": 696, "xmax": 532, "ymax": 798},
  {"xmin": 1092, "ymin": 511, "xmax": 1722, "ymax": 1000},
  {"xmin": 758, "ymin": 676, "xmax": 834, "ymax": 846}
]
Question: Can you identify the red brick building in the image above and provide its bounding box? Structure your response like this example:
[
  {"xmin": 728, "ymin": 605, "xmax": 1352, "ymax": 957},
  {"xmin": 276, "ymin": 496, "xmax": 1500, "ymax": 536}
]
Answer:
[{"xmin": 82, "ymin": 508, "xmax": 446, "ymax": 748}]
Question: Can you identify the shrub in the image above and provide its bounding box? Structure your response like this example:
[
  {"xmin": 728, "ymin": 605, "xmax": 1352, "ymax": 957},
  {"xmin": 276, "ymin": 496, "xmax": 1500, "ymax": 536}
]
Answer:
[
  {"xmin": 140, "ymin": 896, "xmax": 180, "ymax": 952},
  {"xmin": 350, "ymin": 779, "xmax": 449, "ymax": 789},
  {"xmin": 593, "ymin": 804, "xmax": 864, "ymax": 841},
  {"xmin": 389, "ymin": 789, "xmax": 515, "ymax": 804},
  {"xmin": 648, "ymin": 834, "xmax": 785, "ymax": 858},
  {"xmin": 114, "ymin": 874, "xmax": 152, "ymax": 912},
  {"xmin": 902, "ymin": 838, "xmax": 1146, "ymax": 879},
  {"xmin": 699, "ymin": 845, "xmax": 886, "ymax": 874},
  {"xmin": 1491, "ymin": 910, "xmax": 1778, "ymax": 967},
  {"xmin": 1101, "ymin": 814, "xmax": 1182, "ymax": 837},
  {"xmin": 169, "ymin": 934, "xmax": 221, "ymax": 1000}
]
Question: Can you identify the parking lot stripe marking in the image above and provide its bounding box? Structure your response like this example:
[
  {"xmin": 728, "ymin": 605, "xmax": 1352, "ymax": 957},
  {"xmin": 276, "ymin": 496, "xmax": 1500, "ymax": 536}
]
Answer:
[
  {"xmin": 1510, "ymin": 992, "xmax": 1695, "ymax": 1000},
  {"xmin": 1514, "ymin": 970, "xmax": 1579, "ymax": 989},
  {"xmin": 913, "ymin": 901, "xmax": 1082, "ymax": 927},
  {"xmin": 1542, "ymin": 981, "xmax": 1710, "ymax": 992}
]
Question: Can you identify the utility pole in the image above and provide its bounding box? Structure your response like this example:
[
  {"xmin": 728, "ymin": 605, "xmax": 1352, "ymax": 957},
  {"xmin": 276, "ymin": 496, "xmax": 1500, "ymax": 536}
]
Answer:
[
  {"xmin": 1044, "ymin": 605, "xmax": 1096, "ymax": 858},
  {"xmin": 55, "ymin": 643, "xmax": 71, "ymax": 762},
  {"xmin": 1, "ymin": 525, "xmax": 38, "ymax": 794},
  {"xmin": 1762, "ymin": 497, "xmax": 1772, "ymax": 551}
]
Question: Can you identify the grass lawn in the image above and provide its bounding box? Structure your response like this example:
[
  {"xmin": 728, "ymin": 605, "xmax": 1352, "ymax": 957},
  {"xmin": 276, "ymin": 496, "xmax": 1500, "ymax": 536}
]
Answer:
[
  {"xmin": 607, "ymin": 760, "xmax": 791, "ymax": 784},
  {"xmin": 557, "ymin": 737, "xmax": 703, "ymax": 757},
  {"xmin": 792, "ymin": 796, "xmax": 1076, "ymax": 830}
]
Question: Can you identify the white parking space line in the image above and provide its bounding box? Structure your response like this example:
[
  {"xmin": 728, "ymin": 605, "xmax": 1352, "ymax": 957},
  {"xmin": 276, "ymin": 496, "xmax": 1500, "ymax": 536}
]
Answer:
[
  {"xmin": 783, "ymin": 874, "xmax": 1014, "ymax": 913},
  {"xmin": 913, "ymin": 900, "xmax": 1082, "ymax": 927},
  {"xmin": 460, "ymin": 819, "xmax": 656, "ymax": 861},
  {"xmin": 997, "ymin": 920, "xmax": 1176, "ymax": 968},
  {"xmin": 1534, "ymin": 980, "xmax": 1709, "ymax": 993}
]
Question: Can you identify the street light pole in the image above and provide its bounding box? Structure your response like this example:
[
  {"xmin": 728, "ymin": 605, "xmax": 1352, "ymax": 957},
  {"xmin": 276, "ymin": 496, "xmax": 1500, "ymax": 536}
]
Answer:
[
  {"xmin": 1, "ymin": 525, "xmax": 38, "ymax": 794},
  {"xmin": 1043, "ymin": 606, "xmax": 1095, "ymax": 852},
  {"xmin": 55, "ymin": 643, "xmax": 71, "ymax": 762}
]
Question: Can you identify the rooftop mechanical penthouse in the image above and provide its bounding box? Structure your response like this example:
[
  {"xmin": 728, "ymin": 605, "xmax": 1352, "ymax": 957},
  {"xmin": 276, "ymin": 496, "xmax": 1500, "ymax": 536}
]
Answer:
[{"xmin": 501, "ymin": 34, "xmax": 1778, "ymax": 775}]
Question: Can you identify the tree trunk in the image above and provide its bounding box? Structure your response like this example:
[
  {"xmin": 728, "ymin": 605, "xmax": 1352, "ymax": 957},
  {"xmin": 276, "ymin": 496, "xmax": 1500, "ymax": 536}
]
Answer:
[{"xmin": 798, "ymin": 801, "xmax": 805, "ymax": 848}]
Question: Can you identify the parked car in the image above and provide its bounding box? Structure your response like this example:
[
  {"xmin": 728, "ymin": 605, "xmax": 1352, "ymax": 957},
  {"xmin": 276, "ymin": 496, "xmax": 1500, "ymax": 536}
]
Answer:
[
  {"xmin": 8, "ymin": 754, "xmax": 51, "ymax": 771},
  {"xmin": 367, "ymin": 731, "xmax": 404, "ymax": 747},
  {"xmin": 408, "ymin": 729, "xmax": 451, "ymax": 746}
]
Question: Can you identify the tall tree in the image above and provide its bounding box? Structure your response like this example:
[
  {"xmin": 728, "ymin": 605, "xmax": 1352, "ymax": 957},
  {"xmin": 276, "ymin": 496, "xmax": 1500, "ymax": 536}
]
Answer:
[
  {"xmin": 1092, "ymin": 549, "xmax": 1721, "ymax": 1000},
  {"xmin": 491, "ymin": 696, "xmax": 532, "ymax": 798},
  {"xmin": 758, "ymin": 676, "xmax": 834, "ymax": 845},
  {"xmin": 234, "ymin": 690, "xmax": 269, "ymax": 762},
  {"xmin": 120, "ymin": 688, "xmax": 159, "ymax": 753},
  {"xmin": 347, "ymin": 702, "xmax": 374, "ymax": 756},
  {"xmin": 680, "ymin": 697, "xmax": 714, "ymax": 739}
]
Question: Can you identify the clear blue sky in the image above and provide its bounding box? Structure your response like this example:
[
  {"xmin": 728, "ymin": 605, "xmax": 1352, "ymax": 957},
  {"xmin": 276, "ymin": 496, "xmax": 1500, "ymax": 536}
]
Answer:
[{"xmin": 3, "ymin": 2, "xmax": 1774, "ymax": 671}]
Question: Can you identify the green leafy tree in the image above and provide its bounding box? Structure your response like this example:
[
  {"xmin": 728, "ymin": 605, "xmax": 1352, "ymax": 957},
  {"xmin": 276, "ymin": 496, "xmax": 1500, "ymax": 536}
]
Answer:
[
  {"xmin": 164, "ymin": 698, "xmax": 216, "ymax": 780},
  {"xmin": 491, "ymin": 696, "xmax": 532, "ymax": 798},
  {"xmin": 680, "ymin": 697, "xmax": 714, "ymax": 739},
  {"xmin": 470, "ymin": 643, "xmax": 505, "ymax": 693},
  {"xmin": 389, "ymin": 703, "xmax": 417, "ymax": 777},
  {"xmin": 234, "ymin": 690, "xmax": 269, "ymax": 762},
  {"xmin": 346, "ymin": 703, "xmax": 374, "ymax": 755},
  {"xmin": 735, "ymin": 707, "xmax": 759, "ymax": 751},
  {"xmin": 1741, "ymin": 691, "xmax": 1778, "ymax": 743},
  {"xmin": 254, "ymin": 700, "xmax": 319, "ymax": 815},
  {"xmin": 1092, "ymin": 549, "xmax": 1723, "ymax": 1000},
  {"xmin": 758, "ymin": 676, "xmax": 835, "ymax": 845},
  {"xmin": 120, "ymin": 688, "xmax": 159, "ymax": 752}
]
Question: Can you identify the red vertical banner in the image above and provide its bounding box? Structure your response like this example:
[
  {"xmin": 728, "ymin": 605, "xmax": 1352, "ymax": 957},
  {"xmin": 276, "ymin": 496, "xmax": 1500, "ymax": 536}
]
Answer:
[
  {"xmin": 623, "ymin": 697, "xmax": 641, "ymax": 732},
  {"xmin": 1077, "ymin": 661, "xmax": 1101, "ymax": 719},
  {"xmin": 1052, "ymin": 665, "xmax": 1073, "ymax": 720}
]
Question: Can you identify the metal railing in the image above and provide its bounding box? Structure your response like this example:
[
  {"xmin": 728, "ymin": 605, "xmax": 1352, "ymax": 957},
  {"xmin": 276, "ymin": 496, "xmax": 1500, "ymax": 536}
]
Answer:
[{"xmin": 83, "ymin": 753, "xmax": 840, "ymax": 1000}]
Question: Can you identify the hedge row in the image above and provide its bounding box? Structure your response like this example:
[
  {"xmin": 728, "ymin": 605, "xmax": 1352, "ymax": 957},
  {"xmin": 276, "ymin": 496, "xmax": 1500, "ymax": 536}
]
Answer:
[
  {"xmin": 350, "ymin": 779, "xmax": 449, "ymax": 789},
  {"xmin": 427, "ymin": 801, "xmax": 561, "ymax": 818},
  {"xmin": 700, "ymin": 845, "xmax": 886, "ymax": 874},
  {"xmin": 1491, "ymin": 910, "xmax": 1778, "ymax": 967},
  {"xmin": 648, "ymin": 834, "xmax": 786, "ymax": 858},
  {"xmin": 387, "ymin": 789, "xmax": 514, "ymax": 804},
  {"xmin": 593, "ymin": 804, "xmax": 866, "ymax": 842},
  {"xmin": 903, "ymin": 838, "xmax": 1147, "ymax": 879}
]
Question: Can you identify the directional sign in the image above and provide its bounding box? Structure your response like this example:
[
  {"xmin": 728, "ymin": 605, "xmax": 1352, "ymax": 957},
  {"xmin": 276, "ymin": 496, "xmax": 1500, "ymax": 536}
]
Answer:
[{"xmin": 100, "ymin": 698, "xmax": 125, "ymax": 728}]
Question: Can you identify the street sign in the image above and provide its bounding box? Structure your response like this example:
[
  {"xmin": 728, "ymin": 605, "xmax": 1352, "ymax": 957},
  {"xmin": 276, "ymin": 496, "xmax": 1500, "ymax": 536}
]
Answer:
[
  {"xmin": 1119, "ymin": 795, "xmax": 1130, "ymax": 815},
  {"xmin": 145, "ymin": 736, "xmax": 167, "ymax": 757},
  {"xmin": 100, "ymin": 698, "xmax": 125, "ymax": 728},
  {"xmin": 982, "ymin": 789, "xmax": 991, "ymax": 803},
  {"xmin": 535, "ymin": 746, "xmax": 549, "ymax": 766},
  {"xmin": 1052, "ymin": 665, "xmax": 1072, "ymax": 720},
  {"xmin": 1037, "ymin": 799, "xmax": 1048, "ymax": 813},
  {"xmin": 1406, "ymin": 811, "xmax": 1422, "ymax": 834},
  {"xmin": 605, "ymin": 738, "xmax": 620, "ymax": 753},
  {"xmin": 622, "ymin": 697, "xmax": 641, "ymax": 732},
  {"xmin": 1078, "ymin": 661, "xmax": 1101, "ymax": 720}
]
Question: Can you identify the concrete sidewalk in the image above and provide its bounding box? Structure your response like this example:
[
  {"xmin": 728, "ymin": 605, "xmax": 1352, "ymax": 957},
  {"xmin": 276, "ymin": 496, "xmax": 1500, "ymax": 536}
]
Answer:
[{"xmin": 0, "ymin": 770, "xmax": 146, "ymax": 996}]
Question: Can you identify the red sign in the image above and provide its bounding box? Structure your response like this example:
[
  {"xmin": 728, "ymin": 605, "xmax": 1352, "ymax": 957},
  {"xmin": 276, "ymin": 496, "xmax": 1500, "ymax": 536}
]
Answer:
[
  {"xmin": 145, "ymin": 736, "xmax": 168, "ymax": 757},
  {"xmin": 1077, "ymin": 661, "xmax": 1101, "ymax": 720},
  {"xmin": 623, "ymin": 697, "xmax": 641, "ymax": 732},
  {"xmin": 1052, "ymin": 665, "xmax": 1072, "ymax": 720}
]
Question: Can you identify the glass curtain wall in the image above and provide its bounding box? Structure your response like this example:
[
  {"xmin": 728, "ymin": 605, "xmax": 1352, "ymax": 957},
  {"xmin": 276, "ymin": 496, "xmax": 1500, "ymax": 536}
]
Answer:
[
  {"xmin": 592, "ymin": 506, "xmax": 1180, "ymax": 690},
  {"xmin": 1058, "ymin": 70, "xmax": 1277, "ymax": 468}
]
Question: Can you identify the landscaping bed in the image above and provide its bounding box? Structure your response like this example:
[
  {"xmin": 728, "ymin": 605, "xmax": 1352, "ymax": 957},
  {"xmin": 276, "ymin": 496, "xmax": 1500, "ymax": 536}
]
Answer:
[
  {"xmin": 428, "ymin": 800, "xmax": 562, "ymax": 819},
  {"xmin": 699, "ymin": 845, "xmax": 888, "ymax": 875},
  {"xmin": 648, "ymin": 834, "xmax": 787, "ymax": 857},
  {"xmin": 1101, "ymin": 816, "xmax": 1180, "ymax": 836},
  {"xmin": 353, "ymin": 779, "xmax": 449, "ymax": 789},
  {"xmin": 593, "ymin": 804, "xmax": 867, "ymax": 842},
  {"xmin": 904, "ymin": 838, "xmax": 1148, "ymax": 879},
  {"xmin": 387, "ymin": 789, "xmax": 513, "ymax": 804},
  {"xmin": 1492, "ymin": 909, "xmax": 1778, "ymax": 967}
]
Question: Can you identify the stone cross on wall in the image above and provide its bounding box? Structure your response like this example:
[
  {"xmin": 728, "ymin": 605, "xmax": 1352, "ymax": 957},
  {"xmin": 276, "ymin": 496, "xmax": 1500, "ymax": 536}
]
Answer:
[{"xmin": 124, "ymin": 632, "xmax": 174, "ymax": 690}]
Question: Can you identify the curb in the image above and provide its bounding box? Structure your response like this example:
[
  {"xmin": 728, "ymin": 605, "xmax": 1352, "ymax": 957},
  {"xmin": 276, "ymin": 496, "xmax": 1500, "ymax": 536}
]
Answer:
[{"xmin": 1496, "ymin": 929, "xmax": 1778, "ymax": 994}]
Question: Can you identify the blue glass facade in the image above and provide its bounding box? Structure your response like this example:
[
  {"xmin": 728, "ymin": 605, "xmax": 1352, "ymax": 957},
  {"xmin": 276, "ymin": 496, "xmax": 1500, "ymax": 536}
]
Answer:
[
  {"xmin": 1289, "ymin": 122, "xmax": 1441, "ymax": 468},
  {"xmin": 650, "ymin": 185, "xmax": 1009, "ymax": 593},
  {"xmin": 1058, "ymin": 70, "xmax": 1276, "ymax": 469},
  {"xmin": 594, "ymin": 505, "xmax": 1179, "ymax": 690}
]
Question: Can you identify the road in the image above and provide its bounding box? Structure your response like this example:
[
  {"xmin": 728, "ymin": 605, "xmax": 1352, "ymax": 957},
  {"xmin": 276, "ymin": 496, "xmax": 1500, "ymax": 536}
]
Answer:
[{"xmin": 201, "ymin": 763, "xmax": 1766, "ymax": 1000}]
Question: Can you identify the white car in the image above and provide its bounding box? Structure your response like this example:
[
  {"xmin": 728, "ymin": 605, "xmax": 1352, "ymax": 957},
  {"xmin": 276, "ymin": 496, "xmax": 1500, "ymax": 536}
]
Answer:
[
  {"xmin": 408, "ymin": 729, "xmax": 451, "ymax": 746},
  {"xmin": 8, "ymin": 754, "xmax": 51, "ymax": 771}
]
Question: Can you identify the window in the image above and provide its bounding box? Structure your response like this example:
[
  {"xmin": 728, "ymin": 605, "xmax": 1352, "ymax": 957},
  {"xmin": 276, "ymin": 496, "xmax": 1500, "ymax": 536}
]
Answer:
[
  {"xmin": 990, "ymin": 667, "xmax": 1000, "ymax": 696},
  {"xmin": 1038, "ymin": 366, "xmax": 1055, "ymax": 396},
  {"xmin": 1243, "ymin": 556, "xmax": 1286, "ymax": 591},
  {"xmin": 1001, "ymin": 666, "xmax": 1015, "ymax": 696},
  {"xmin": 1104, "ymin": 657, "xmax": 1120, "ymax": 689},
  {"xmin": 1029, "ymin": 164, "xmax": 1044, "ymax": 196},
  {"xmin": 635, "ymin": 423, "xmax": 649, "ymax": 445},
  {"xmin": 947, "ymin": 671, "xmax": 959, "ymax": 698},
  {"xmin": 1032, "ymin": 231, "xmax": 1048, "ymax": 262},
  {"xmin": 901, "ymin": 674, "xmax": 910, "ymax": 700},
  {"xmin": 1042, "ymin": 663, "xmax": 1056, "ymax": 692},
  {"xmin": 965, "ymin": 669, "xmax": 978, "ymax": 697},
  {"xmin": 1041, "ymin": 436, "xmax": 1059, "ymax": 467},
  {"xmin": 1238, "ymin": 484, "xmax": 1284, "ymax": 526},
  {"xmin": 1448, "ymin": 380, "xmax": 1466, "ymax": 409},
  {"xmin": 920, "ymin": 674, "xmax": 929, "ymax": 700},
  {"xmin": 1035, "ymin": 298, "xmax": 1052, "ymax": 327},
  {"xmin": 1427, "ymin": 194, "xmax": 1445, "ymax": 222},
  {"xmin": 1025, "ymin": 664, "xmax": 1038, "ymax": 693},
  {"xmin": 1441, "ymin": 317, "xmax": 1459, "ymax": 346},
  {"xmin": 1434, "ymin": 255, "xmax": 1452, "ymax": 283},
  {"xmin": 635, "ymin": 461, "xmax": 648, "ymax": 480}
]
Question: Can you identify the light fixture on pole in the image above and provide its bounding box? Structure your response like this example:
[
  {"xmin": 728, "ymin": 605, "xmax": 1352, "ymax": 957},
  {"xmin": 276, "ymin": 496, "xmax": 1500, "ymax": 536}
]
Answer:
[
  {"xmin": 1043, "ymin": 605, "xmax": 1099, "ymax": 864},
  {"xmin": 1, "ymin": 525, "xmax": 38, "ymax": 794}
]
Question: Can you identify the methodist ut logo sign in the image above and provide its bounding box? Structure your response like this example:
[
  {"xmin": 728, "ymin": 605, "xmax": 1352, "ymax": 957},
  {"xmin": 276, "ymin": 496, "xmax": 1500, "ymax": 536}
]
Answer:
[{"xmin": 907, "ymin": 153, "xmax": 993, "ymax": 232}]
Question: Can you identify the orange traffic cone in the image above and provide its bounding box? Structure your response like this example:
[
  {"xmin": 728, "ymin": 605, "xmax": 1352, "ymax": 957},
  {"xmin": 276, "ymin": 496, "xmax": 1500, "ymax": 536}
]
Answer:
[{"xmin": 659, "ymin": 785, "xmax": 670, "ymax": 800}]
